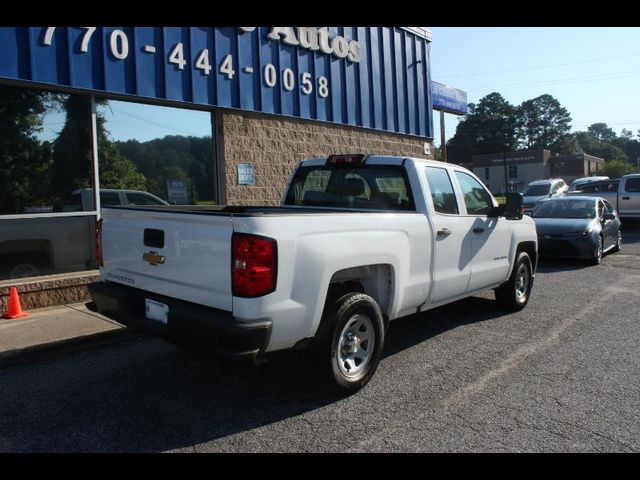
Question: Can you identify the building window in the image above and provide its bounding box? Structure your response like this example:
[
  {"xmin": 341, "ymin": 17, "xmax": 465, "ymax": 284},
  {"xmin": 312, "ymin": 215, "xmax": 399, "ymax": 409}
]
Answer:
[
  {"xmin": 0, "ymin": 85, "xmax": 217, "ymax": 282},
  {"xmin": 0, "ymin": 84, "xmax": 96, "ymax": 280},
  {"xmin": 508, "ymin": 165, "xmax": 518, "ymax": 179},
  {"xmin": 96, "ymin": 99, "xmax": 215, "ymax": 206},
  {"xmin": 484, "ymin": 167, "xmax": 490, "ymax": 181}
]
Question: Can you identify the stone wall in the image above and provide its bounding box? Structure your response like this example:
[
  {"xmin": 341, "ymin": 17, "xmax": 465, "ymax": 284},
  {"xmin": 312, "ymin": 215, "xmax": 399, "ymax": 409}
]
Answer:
[
  {"xmin": 221, "ymin": 110, "xmax": 432, "ymax": 206},
  {"xmin": 0, "ymin": 271, "xmax": 99, "ymax": 312}
]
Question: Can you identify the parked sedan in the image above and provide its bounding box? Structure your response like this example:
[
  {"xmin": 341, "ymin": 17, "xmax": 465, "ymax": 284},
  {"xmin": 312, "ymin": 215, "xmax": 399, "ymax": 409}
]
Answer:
[{"xmin": 531, "ymin": 196, "xmax": 621, "ymax": 265}]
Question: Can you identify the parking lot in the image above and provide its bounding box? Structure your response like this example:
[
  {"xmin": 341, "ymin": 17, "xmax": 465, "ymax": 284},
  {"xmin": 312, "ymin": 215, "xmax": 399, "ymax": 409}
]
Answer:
[{"xmin": 0, "ymin": 225, "xmax": 639, "ymax": 452}]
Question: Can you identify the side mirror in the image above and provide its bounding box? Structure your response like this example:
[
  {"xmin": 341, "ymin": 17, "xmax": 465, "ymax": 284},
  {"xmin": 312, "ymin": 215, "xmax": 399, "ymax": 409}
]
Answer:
[
  {"xmin": 505, "ymin": 192, "xmax": 524, "ymax": 219},
  {"xmin": 603, "ymin": 212, "xmax": 615, "ymax": 221}
]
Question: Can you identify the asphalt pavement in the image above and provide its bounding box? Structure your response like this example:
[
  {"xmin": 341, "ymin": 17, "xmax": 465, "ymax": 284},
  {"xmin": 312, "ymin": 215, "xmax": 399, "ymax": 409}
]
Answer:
[{"xmin": 0, "ymin": 225, "xmax": 639, "ymax": 452}]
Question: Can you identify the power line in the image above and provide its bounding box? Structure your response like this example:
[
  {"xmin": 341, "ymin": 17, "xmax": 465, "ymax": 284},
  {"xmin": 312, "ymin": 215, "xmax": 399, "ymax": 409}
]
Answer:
[
  {"xmin": 437, "ymin": 52, "xmax": 640, "ymax": 79},
  {"xmin": 465, "ymin": 69, "xmax": 640, "ymax": 93}
]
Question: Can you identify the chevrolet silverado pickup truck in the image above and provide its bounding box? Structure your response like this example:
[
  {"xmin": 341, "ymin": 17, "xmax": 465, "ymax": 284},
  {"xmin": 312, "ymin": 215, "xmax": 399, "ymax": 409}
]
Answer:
[{"xmin": 90, "ymin": 155, "xmax": 537, "ymax": 394}]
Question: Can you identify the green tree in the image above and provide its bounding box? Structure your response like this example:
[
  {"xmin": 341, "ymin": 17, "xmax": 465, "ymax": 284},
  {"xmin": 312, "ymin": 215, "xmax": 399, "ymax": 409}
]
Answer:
[
  {"xmin": 447, "ymin": 92, "xmax": 518, "ymax": 163},
  {"xmin": 516, "ymin": 94, "xmax": 572, "ymax": 149},
  {"xmin": 587, "ymin": 123, "xmax": 617, "ymax": 142},
  {"xmin": 599, "ymin": 158, "xmax": 636, "ymax": 177},
  {"xmin": 575, "ymin": 130, "xmax": 628, "ymax": 162},
  {"xmin": 0, "ymin": 86, "xmax": 56, "ymax": 214}
]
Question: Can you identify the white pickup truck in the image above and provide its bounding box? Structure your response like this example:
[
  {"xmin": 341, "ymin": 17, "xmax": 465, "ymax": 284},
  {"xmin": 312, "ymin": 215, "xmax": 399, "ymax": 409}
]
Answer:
[{"xmin": 90, "ymin": 155, "xmax": 537, "ymax": 394}]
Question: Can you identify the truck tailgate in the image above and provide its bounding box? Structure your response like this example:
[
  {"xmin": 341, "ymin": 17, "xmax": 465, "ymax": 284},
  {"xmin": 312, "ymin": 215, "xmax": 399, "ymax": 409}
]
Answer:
[{"xmin": 100, "ymin": 208, "xmax": 233, "ymax": 311}]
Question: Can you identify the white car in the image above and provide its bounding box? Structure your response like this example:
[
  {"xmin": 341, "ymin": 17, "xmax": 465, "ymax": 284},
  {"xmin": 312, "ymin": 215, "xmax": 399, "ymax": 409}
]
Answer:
[
  {"xmin": 90, "ymin": 155, "xmax": 538, "ymax": 395},
  {"xmin": 522, "ymin": 179, "xmax": 568, "ymax": 215}
]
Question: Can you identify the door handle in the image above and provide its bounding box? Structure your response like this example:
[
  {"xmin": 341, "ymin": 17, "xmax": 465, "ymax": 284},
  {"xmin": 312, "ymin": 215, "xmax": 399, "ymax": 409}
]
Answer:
[
  {"xmin": 472, "ymin": 227, "xmax": 485, "ymax": 234},
  {"xmin": 436, "ymin": 227, "xmax": 451, "ymax": 237},
  {"xmin": 622, "ymin": 196, "xmax": 630, "ymax": 200}
]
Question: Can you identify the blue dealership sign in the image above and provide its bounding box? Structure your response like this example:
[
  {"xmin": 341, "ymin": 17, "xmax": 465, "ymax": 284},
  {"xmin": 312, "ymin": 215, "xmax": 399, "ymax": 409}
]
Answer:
[
  {"xmin": 0, "ymin": 26, "xmax": 433, "ymax": 138},
  {"xmin": 432, "ymin": 81, "xmax": 467, "ymax": 116}
]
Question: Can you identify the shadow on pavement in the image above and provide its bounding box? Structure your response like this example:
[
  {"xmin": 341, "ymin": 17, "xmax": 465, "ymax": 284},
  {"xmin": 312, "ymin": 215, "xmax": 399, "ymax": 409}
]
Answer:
[{"xmin": 0, "ymin": 295, "xmax": 510, "ymax": 453}]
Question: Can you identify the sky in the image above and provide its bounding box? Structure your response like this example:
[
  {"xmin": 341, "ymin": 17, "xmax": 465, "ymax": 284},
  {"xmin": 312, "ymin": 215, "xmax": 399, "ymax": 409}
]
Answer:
[
  {"xmin": 38, "ymin": 27, "xmax": 640, "ymax": 146},
  {"xmin": 429, "ymin": 27, "xmax": 640, "ymax": 147}
]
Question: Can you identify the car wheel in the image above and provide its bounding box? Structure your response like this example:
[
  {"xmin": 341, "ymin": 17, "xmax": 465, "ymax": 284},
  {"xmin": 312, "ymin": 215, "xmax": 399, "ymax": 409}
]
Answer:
[
  {"xmin": 611, "ymin": 230, "xmax": 622, "ymax": 253},
  {"xmin": 495, "ymin": 251, "xmax": 534, "ymax": 311},
  {"xmin": 303, "ymin": 292, "xmax": 385, "ymax": 396},
  {"xmin": 590, "ymin": 236, "xmax": 603, "ymax": 265}
]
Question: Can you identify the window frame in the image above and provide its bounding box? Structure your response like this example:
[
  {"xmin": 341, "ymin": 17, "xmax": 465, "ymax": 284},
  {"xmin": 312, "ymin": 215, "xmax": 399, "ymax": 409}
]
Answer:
[
  {"xmin": 452, "ymin": 169, "xmax": 497, "ymax": 217},
  {"xmin": 424, "ymin": 165, "xmax": 460, "ymax": 216}
]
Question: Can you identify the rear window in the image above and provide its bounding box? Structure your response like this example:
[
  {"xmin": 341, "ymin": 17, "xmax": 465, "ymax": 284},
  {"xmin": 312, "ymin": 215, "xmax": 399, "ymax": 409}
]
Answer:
[{"xmin": 284, "ymin": 165, "xmax": 415, "ymax": 211}]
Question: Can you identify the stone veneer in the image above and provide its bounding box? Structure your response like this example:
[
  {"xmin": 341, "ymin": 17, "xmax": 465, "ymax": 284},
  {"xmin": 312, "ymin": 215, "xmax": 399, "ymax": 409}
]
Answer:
[
  {"xmin": 221, "ymin": 110, "xmax": 432, "ymax": 206},
  {"xmin": 0, "ymin": 271, "xmax": 99, "ymax": 313}
]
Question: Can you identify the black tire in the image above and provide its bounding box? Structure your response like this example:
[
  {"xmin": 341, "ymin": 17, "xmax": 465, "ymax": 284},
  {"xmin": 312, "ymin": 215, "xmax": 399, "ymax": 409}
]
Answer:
[
  {"xmin": 303, "ymin": 292, "xmax": 385, "ymax": 396},
  {"xmin": 589, "ymin": 236, "xmax": 604, "ymax": 265},
  {"xmin": 495, "ymin": 251, "xmax": 534, "ymax": 311}
]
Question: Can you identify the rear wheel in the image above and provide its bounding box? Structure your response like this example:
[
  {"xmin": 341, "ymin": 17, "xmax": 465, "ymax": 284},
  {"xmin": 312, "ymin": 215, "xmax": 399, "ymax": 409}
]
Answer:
[
  {"xmin": 495, "ymin": 251, "xmax": 534, "ymax": 311},
  {"xmin": 303, "ymin": 292, "xmax": 385, "ymax": 396}
]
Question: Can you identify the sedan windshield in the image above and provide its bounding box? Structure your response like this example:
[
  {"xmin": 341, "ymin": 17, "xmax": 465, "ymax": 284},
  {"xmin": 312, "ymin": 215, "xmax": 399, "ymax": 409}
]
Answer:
[
  {"xmin": 532, "ymin": 200, "xmax": 596, "ymax": 219},
  {"xmin": 524, "ymin": 185, "xmax": 550, "ymax": 196}
]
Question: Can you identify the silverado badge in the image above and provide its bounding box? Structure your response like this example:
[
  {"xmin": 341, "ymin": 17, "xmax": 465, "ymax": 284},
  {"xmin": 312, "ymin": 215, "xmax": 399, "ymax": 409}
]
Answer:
[{"xmin": 142, "ymin": 251, "xmax": 166, "ymax": 266}]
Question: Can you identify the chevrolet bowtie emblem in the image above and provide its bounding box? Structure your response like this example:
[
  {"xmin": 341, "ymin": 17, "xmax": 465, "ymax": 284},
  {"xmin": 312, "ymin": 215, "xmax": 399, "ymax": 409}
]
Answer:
[{"xmin": 142, "ymin": 251, "xmax": 166, "ymax": 266}]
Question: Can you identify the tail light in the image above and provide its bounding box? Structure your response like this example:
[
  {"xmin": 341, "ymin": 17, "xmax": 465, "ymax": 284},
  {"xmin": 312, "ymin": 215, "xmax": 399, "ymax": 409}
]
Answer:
[
  {"xmin": 326, "ymin": 154, "xmax": 365, "ymax": 165},
  {"xmin": 96, "ymin": 218, "xmax": 104, "ymax": 267},
  {"xmin": 232, "ymin": 233, "xmax": 277, "ymax": 297}
]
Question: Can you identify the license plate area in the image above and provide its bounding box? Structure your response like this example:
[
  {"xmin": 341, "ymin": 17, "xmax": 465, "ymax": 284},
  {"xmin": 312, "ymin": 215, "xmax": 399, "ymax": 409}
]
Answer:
[{"xmin": 145, "ymin": 298, "xmax": 169, "ymax": 324}]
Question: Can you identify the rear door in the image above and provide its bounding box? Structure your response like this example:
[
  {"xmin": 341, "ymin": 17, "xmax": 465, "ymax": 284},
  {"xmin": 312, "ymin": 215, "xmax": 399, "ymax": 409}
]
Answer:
[
  {"xmin": 424, "ymin": 165, "xmax": 472, "ymax": 303},
  {"xmin": 101, "ymin": 207, "xmax": 234, "ymax": 311},
  {"xmin": 619, "ymin": 176, "xmax": 640, "ymax": 217},
  {"xmin": 453, "ymin": 170, "xmax": 512, "ymax": 291}
]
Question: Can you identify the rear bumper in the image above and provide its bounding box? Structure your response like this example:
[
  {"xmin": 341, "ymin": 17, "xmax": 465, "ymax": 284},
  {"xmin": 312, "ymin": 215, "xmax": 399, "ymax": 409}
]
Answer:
[{"xmin": 89, "ymin": 281, "xmax": 272, "ymax": 359}]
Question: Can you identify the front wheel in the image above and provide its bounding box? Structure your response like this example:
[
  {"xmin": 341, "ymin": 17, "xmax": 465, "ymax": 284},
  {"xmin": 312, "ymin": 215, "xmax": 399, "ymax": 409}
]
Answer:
[
  {"xmin": 611, "ymin": 230, "xmax": 622, "ymax": 253},
  {"xmin": 589, "ymin": 236, "xmax": 604, "ymax": 265},
  {"xmin": 303, "ymin": 292, "xmax": 385, "ymax": 396},
  {"xmin": 495, "ymin": 251, "xmax": 534, "ymax": 311}
]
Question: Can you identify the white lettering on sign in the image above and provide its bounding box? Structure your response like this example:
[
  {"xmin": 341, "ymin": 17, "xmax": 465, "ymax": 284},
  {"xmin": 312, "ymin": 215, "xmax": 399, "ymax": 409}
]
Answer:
[
  {"xmin": 39, "ymin": 27, "xmax": 332, "ymax": 98},
  {"xmin": 243, "ymin": 27, "xmax": 362, "ymax": 63}
]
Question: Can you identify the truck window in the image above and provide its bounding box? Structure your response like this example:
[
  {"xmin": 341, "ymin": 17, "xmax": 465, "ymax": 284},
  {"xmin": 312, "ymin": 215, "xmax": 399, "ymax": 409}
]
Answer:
[
  {"xmin": 100, "ymin": 192, "xmax": 121, "ymax": 206},
  {"xmin": 126, "ymin": 192, "xmax": 166, "ymax": 206},
  {"xmin": 284, "ymin": 165, "xmax": 415, "ymax": 211},
  {"xmin": 454, "ymin": 171, "xmax": 494, "ymax": 215},
  {"xmin": 425, "ymin": 166, "xmax": 459, "ymax": 215},
  {"xmin": 625, "ymin": 178, "xmax": 640, "ymax": 192}
]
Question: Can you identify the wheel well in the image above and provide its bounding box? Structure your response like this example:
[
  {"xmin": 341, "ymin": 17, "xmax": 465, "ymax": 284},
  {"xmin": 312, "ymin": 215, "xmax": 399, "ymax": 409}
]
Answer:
[
  {"xmin": 327, "ymin": 264, "xmax": 393, "ymax": 330},
  {"xmin": 517, "ymin": 241, "xmax": 537, "ymax": 271}
]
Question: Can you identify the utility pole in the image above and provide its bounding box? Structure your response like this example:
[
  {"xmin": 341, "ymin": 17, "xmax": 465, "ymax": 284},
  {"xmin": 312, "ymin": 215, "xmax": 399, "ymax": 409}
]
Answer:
[{"xmin": 440, "ymin": 110, "xmax": 447, "ymax": 163}]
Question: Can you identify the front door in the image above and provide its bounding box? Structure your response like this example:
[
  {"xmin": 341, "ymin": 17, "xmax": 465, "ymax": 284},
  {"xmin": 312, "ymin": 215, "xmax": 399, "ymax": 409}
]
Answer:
[
  {"xmin": 424, "ymin": 166, "xmax": 473, "ymax": 303},
  {"xmin": 453, "ymin": 171, "xmax": 511, "ymax": 292}
]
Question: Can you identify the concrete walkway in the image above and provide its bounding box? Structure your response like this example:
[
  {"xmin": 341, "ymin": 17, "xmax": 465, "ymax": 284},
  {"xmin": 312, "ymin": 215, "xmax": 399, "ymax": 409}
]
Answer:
[{"xmin": 0, "ymin": 302, "xmax": 128, "ymax": 366}]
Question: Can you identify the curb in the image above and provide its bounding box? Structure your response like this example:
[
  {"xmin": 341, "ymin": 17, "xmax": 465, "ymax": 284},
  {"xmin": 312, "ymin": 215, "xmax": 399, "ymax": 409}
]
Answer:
[{"xmin": 0, "ymin": 328, "xmax": 137, "ymax": 369}]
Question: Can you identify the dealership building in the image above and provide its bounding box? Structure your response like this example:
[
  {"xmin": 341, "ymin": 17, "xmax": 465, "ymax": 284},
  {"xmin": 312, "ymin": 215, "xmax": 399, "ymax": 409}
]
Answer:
[
  {"xmin": 0, "ymin": 26, "xmax": 435, "ymax": 308},
  {"xmin": 470, "ymin": 149, "xmax": 605, "ymax": 195}
]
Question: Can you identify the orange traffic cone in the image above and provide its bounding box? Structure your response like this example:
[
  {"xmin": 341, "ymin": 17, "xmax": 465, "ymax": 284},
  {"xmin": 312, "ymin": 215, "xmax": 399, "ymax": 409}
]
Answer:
[{"xmin": 2, "ymin": 286, "xmax": 28, "ymax": 319}]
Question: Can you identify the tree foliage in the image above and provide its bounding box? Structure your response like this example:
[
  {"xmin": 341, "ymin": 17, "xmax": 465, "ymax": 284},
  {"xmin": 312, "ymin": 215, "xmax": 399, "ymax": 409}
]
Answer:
[
  {"xmin": 447, "ymin": 92, "xmax": 639, "ymax": 176},
  {"xmin": 599, "ymin": 158, "xmax": 636, "ymax": 177}
]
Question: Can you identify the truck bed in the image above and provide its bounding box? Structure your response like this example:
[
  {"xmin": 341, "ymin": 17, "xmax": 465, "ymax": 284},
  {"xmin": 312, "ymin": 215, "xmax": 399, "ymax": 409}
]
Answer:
[{"xmin": 104, "ymin": 205, "xmax": 415, "ymax": 216}]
